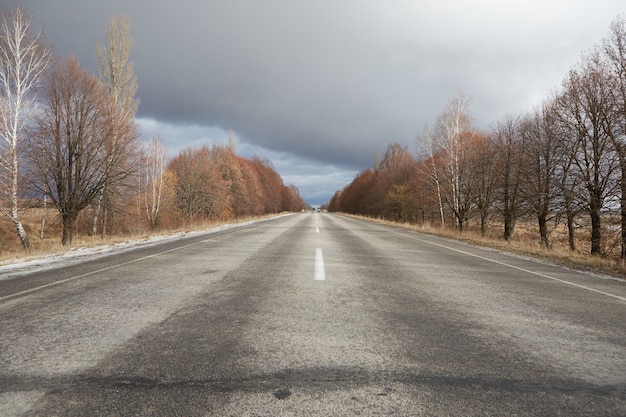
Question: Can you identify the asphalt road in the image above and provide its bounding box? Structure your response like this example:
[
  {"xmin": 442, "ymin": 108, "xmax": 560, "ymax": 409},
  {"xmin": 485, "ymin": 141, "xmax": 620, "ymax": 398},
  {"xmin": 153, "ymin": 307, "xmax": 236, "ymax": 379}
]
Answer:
[{"xmin": 1, "ymin": 212, "xmax": 625, "ymax": 416}]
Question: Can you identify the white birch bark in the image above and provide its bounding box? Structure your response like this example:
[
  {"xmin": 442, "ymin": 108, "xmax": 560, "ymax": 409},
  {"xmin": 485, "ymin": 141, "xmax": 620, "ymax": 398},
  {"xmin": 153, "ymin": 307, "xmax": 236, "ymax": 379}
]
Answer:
[
  {"xmin": 143, "ymin": 136, "xmax": 166, "ymax": 229},
  {"xmin": 0, "ymin": 7, "xmax": 51, "ymax": 249}
]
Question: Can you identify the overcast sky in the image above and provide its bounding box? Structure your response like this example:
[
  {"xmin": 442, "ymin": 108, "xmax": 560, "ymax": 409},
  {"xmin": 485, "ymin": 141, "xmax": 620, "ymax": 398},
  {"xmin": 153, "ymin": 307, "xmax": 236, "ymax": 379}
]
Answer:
[{"xmin": 7, "ymin": 0, "xmax": 626, "ymax": 205}]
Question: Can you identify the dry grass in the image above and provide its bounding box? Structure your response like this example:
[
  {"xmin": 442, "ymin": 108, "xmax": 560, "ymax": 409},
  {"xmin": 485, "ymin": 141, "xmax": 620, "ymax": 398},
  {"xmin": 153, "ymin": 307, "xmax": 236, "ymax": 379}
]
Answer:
[
  {"xmin": 0, "ymin": 209, "xmax": 280, "ymax": 266},
  {"xmin": 3, "ymin": 209, "xmax": 626, "ymax": 281},
  {"xmin": 346, "ymin": 214, "xmax": 626, "ymax": 280}
]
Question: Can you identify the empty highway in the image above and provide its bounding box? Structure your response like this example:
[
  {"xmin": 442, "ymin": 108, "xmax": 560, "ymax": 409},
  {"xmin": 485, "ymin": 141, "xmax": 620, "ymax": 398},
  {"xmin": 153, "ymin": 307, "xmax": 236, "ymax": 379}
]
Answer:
[{"xmin": 1, "ymin": 212, "xmax": 625, "ymax": 416}]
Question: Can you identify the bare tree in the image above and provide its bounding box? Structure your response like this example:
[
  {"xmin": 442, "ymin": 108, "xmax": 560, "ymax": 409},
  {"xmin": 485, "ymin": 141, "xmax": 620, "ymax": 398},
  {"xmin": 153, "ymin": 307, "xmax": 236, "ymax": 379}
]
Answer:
[
  {"xmin": 553, "ymin": 102, "xmax": 583, "ymax": 252},
  {"xmin": 93, "ymin": 15, "xmax": 139, "ymax": 237},
  {"xmin": 212, "ymin": 144, "xmax": 245, "ymax": 217},
  {"xmin": 465, "ymin": 131, "xmax": 497, "ymax": 236},
  {"xmin": 557, "ymin": 53, "xmax": 619, "ymax": 256},
  {"xmin": 379, "ymin": 143, "xmax": 416, "ymax": 221},
  {"xmin": 239, "ymin": 157, "xmax": 265, "ymax": 215},
  {"xmin": 521, "ymin": 98, "xmax": 562, "ymax": 248},
  {"xmin": 252, "ymin": 157, "xmax": 284, "ymax": 214},
  {"xmin": 29, "ymin": 55, "xmax": 112, "ymax": 245},
  {"xmin": 168, "ymin": 146, "xmax": 227, "ymax": 223},
  {"xmin": 418, "ymin": 125, "xmax": 445, "ymax": 226},
  {"xmin": 142, "ymin": 135, "xmax": 166, "ymax": 229},
  {"xmin": 492, "ymin": 115, "xmax": 525, "ymax": 241},
  {"xmin": 433, "ymin": 90, "xmax": 474, "ymax": 231},
  {"xmin": 602, "ymin": 16, "xmax": 626, "ymax": 258},
  {"xmin": 0, "ymin": 6, "xmax": 51, "ymax": 249}
]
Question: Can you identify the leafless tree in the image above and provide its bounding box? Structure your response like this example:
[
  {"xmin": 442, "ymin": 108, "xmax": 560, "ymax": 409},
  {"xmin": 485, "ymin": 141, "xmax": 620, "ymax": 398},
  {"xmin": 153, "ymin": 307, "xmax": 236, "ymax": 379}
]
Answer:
[
  {"xmin": 418, "ymin": 125, "xmax": 445, "ymax": 226},
  {"xmin": 433, "ymin": 90, "xmax": 474, "ymax": 231},
  {"xmin": 521, "ymin": 98, "xmax": 562, "ymax": 248},
  {"xmin": 252, "ymin": 157, "xmax": 284, "ymax": 214},
  {"xmin": 465, "ymin": 131, "xmax": 497, "ymax": 236},
  {"xmin": 142, "ymin": 135, "xmax": 166, "ymax": 230},
  {"xmin": 378, "ymin": 143, "xmax": 416, "ymax": 221},
  {"xmin": 212, "ymin": 144, "xmax": 245, "ymax": 217},
  {"xmin": 552, "ymin": 98, "xmax": 584, "ymax": 252},
  {"xmin": 93, "ymin": 15, "xmax": 140, "ymax": 237},
  {"xmin": 492, "ymin": 115, "xmax": 525, "ymax": 241},
  {"xmin": 29, "ymin": 55, "xmax": 113, "ymax": 245},
  {"xmin": 0, "ymin": 6, "xmax": 51, "ymax": 249},
  {"xmin": 556, "ymin": 52, "xmax": 620, "ymax": 256},
  {"xmin": 602, "ymin": 16, "xmax": 626, "ymax": 258},
  {"xmin": 168, "ymin": 146, "xmax": 227, "ymax": 223}
]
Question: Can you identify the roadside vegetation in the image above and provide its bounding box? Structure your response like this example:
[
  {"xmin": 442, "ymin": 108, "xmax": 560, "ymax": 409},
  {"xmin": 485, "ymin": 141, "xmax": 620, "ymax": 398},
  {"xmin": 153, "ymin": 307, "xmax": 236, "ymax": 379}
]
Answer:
[
  {"xmin": 327, "ymin": 16, "xmax": 626, "ymax": 279},
  {"xmin": 0, "ymin": 6, "xmax": 307, "ymax": 257},
  {"xmin": 0, "ymin": 210, "xmax": 286, "ymax": 265},
  {"xmin": 345, "ymin": 214, "xmax": 626, "ymax": 279}
]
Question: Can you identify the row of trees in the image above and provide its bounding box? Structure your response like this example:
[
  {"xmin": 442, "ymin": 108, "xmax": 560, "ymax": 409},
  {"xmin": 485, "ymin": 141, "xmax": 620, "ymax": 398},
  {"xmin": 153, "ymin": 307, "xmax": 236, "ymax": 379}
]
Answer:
[
  {"xmin": 328, "ymin": 16, "xmax": 626, "ymax": 258},
  {"xmin": 167, "ymin": 138, "xmax": 306, "ymax": 224},
  {"xmin": 0, "ymin": 7, "xmax": 306, "ymax": 248}
]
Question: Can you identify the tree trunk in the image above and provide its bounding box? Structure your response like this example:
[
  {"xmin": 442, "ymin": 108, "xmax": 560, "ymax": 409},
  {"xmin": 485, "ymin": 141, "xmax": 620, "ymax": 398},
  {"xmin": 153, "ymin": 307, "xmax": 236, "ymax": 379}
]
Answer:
[
  {"xmin": 11, "ymin": 209, "xmax": 31, "ymax": 251},
  {"xmin": 456, "ymin": 205, "xmax": 469, "ymax": 233},
  {"xmin": 503, "ymin": 209, "xmax": 515, "ymax": 241},
  {"xmin": 566, "ymin": 208, "xmax": 577, "ymax": 251},
  {"xmin": 621, "ymin": 164, "xmax": 626, "ymax": 259},
  {"xmin": 61, "ymin": 213, "xmax": 76, "ymax": 246},
  {"xmin": 91, "ymin": 196, "xmax": 101, "ymax": 235},
  {"xmin": 40, "ymin": 195, "xmax": 48, "ymax": 239},
  {"xmin": 590, "ymin": 207, "xmax": 602, "ymax": 256},
  {"xmin": 538, "ymin": 211, "xmax": 550, "ymax": 248},
  {"xmin": 502, "ymin": 179, "xmax": 513, "ymax": 241},
  {"xmin": 455, "ymin": 211, "xmax": 464, "ymax": 232},
  {"xmin": 480, "ymin": 211, "xmax": 487, "ymax": 237},
  {"xmin": 9, "ymin": 145, "xmax": 30, "ymax": 250},
  {"xmin": 101, "ymin": 204, "xmax": 108, "ymax": 238},
  {"xmin": 436, "ymin": 181, "xmax": 445, "ymax": 227}
]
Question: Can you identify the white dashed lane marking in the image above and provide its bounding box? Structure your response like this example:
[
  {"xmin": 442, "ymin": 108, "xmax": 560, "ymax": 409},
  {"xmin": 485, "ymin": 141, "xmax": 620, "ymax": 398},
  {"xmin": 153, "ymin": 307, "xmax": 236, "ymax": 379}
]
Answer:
[{"xmin": 314, "ymin": 248, "xmax": 325, "ymax": 281}]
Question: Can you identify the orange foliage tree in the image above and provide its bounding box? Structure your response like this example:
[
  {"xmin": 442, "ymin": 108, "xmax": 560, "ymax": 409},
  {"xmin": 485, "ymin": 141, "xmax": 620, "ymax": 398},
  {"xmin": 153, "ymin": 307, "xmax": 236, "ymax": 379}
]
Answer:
[{"xmin": 164, "ymin": 144, "xmax": 307, "ymax": 226}]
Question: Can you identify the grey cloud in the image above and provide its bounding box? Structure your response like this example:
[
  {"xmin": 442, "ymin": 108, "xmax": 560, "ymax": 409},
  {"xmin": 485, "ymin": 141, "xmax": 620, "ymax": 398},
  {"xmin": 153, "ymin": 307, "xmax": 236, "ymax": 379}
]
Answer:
[{"xmin": 9, "ymin": 0, "xmax": 626, "ymax": 202}]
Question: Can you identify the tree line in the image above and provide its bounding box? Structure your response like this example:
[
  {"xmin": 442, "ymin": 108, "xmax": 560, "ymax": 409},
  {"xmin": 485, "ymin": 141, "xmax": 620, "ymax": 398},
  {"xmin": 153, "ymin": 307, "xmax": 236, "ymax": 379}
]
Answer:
[
  {"xmin": 328, "ymin": 16, "xmax": 626, "ymax": 258},
  {"xmin": 0, "ymin": 6, "xmax": 306, "ymax": 249}
]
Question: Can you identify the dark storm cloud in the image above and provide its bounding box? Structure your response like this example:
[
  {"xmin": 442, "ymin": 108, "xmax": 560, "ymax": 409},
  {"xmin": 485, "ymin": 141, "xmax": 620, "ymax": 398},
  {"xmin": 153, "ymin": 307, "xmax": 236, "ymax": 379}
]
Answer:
[{"xmin": 7, "ymin": 0, "xmax": 626, "ymax": 203}]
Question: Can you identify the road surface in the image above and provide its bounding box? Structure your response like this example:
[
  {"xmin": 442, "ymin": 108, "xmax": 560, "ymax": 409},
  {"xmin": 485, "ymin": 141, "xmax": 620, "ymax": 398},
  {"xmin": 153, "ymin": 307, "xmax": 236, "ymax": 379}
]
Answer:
[{"xmin": 1, "ymin": 212, "xmax": 625, "ymax": 416}]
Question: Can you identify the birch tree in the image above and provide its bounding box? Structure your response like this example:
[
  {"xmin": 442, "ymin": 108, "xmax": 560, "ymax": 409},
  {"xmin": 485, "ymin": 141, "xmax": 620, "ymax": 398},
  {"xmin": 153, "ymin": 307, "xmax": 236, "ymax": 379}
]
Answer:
[
  {"xmin": 93, "ymin": 15, "xmax": 139, "ymax": 237},
  {"xmin": 418, "ymin": 125, "xmax": 445, "ymax": 226},
  {"xmin": 0, "ymin": 6, "xmax": 51, "ymax": 249},
  {"xmin": 433, "ymin": 91, "xmax": 474, "ymax": 231},
  {"xmin": 143, "ymin": 135, "xmax": 166, "ymax": 229}
]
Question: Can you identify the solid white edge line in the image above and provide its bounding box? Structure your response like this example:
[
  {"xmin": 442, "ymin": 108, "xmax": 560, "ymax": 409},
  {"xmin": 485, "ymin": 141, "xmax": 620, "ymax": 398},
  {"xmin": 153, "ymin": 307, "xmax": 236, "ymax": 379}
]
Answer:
[
  {"xmin": 0, "ymin": 225, "xmax": 261, "ymax": 303},
  {"xmin": 370, "ymin": 221, "xmax": 626, "ymax": 303}
]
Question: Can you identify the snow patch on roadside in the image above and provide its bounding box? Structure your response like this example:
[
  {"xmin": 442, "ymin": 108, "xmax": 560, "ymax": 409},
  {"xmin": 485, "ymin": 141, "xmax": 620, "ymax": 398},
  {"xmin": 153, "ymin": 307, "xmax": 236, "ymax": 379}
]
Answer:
[{"xmin": 0, "ymin": 217, "xmax": 278, "ymax": 280}]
